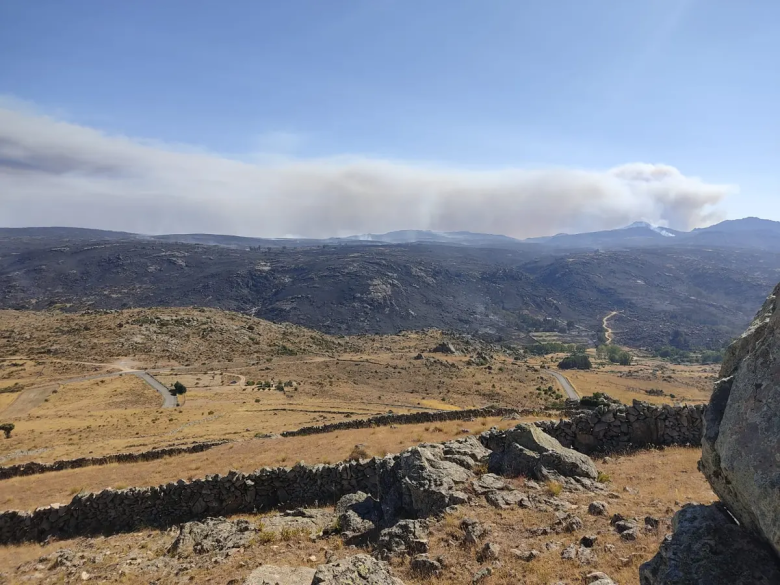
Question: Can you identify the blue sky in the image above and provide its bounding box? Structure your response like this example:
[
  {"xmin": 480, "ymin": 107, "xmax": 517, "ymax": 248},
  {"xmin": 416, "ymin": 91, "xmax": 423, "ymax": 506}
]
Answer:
[{"xmin": 0, "ymin": 0, "xmax": 778, "ymax": 237}]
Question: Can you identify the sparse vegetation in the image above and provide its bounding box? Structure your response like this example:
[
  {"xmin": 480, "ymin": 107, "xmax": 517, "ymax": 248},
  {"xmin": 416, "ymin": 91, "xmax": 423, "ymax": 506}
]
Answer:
[{"xmin": 0, "ymin": 422, "xmax": 14, "ymax": 438}]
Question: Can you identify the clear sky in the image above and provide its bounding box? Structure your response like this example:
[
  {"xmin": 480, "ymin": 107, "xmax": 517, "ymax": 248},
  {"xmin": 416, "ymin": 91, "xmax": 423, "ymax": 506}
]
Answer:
[{"xmin": 0, "ymin": 0, "xmax": 778, "ymax": 237}]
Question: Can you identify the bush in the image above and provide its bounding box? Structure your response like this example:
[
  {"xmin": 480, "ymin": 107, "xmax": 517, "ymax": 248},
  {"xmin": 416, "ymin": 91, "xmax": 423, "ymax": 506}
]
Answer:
[
  {"xmin": 348, "ymin": 444, "xmax": 371, "ymax": 461},
  {"xmin": 558, "ymin": 354, "xmax": 592, "ymax": 370},
  {"xmin": 170, "ymin": 381, "xmax": 187, "ymax": 396},
  {"xmin": 0, "ymin": 422, "xmax": 14, "ymax": 439}
]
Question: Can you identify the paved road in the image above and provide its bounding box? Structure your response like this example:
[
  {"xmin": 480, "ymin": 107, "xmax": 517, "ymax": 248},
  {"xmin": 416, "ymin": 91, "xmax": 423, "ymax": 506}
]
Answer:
[
  {"xmin": 133, "ymin": 372, "xmax": 178, "ymax": 408},
  {"xmin": 545, "ymin": 369, "xmax": 579, "ymax": 400}
]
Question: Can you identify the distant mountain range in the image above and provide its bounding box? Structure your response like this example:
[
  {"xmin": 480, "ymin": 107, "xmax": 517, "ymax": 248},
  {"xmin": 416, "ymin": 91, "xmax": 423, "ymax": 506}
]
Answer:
[
  {"xmin": 2, "ymin": 217, "xmax": 779, "ymax": 251},
  {"xmin": 2, "ymin": 217, "xmax": 780, "ymax": 350}
]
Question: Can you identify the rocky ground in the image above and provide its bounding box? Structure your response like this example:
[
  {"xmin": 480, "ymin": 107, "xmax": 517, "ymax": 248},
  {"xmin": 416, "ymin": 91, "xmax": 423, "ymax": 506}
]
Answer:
[{"xmin": 0, "ymin": 432, "xmax": 714, "ymax": 584}]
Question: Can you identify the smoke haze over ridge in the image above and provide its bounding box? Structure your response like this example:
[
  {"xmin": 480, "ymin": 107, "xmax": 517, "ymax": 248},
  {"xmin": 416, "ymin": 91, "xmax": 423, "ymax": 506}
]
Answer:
[{"xmin": 0, "ymin": 104, "xmax": 732, "ymax": 239}]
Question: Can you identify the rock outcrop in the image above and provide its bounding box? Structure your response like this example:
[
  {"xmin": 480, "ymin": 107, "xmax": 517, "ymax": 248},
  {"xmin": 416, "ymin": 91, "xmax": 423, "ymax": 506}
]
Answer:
[
  {"xmin": 699, "ymin": 282, "xmax": 780, "ymax": 557},
  {"xmin": 483, "ymin": 423, "xmax": 598, "ymax": 481},
  {"xmin": 167, "ymin": 517, "xmax": 257, "ymax": 558},
  {"xmin": 639, "ymin": 504, "xmax": 780, "ymax": 585},
  {"xmin": 641, "ymin": 282, "xmax": 780, "ymax": 584},
  {"xmin": 312, "ymin": 554, "xmax": 404, "ymax": 585}
]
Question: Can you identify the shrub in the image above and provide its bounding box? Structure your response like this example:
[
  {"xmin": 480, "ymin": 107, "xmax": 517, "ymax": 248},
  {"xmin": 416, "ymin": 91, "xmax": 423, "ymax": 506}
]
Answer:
[
  {"xmin": 597, "ymin": 471, "xmax": 612, "ymax": 483},
  {"xmin": 348, "ymin": 444, "xmax": 371, "ymax": 461},
  {"xmin": 0, "ymin": 423, "xmax": 14, "ymax": 439},
  {"xmin": 545, "ymin": 480, "xmax": 563, "ymax": 496}
]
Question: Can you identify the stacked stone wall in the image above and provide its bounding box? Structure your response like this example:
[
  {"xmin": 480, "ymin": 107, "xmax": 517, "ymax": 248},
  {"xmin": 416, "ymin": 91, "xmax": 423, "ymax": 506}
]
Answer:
[
  {"xmin": 535, "ymin": 401, "xmax": 705, "ymax": 453},
  {"xmin": 0, "ymin": 441, "xmax": 228, "ymax": 481}
]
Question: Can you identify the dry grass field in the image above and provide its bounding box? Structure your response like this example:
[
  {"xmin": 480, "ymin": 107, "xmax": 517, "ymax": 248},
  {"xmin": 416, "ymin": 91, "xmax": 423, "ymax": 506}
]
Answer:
[
  {"xmin": 0, "ymin": 447, "xmax": 714, "ymax": 585},
  {"xmin": 0, "ymin": 307, "xmax": 720, "ymax": 584}
]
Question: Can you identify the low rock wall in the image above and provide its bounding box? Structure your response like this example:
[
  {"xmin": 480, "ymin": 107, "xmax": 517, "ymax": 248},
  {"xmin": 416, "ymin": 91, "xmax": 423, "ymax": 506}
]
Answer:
[
  {"xmin": 0, "ymin": 402, "xmax": 706, "ymax": 545},
  {"xmin": 281, "ymin": 406, "xmax": 532, "ymax": 437},
  {"xmin": 0, "ymin": 456, "xmax": 392, "ymax": 545},
  {"xmin": 535, "ymin": 401, "xmax": 705, "ymax": 453},
  {"xmin": 0, "ymin": 441, "xmax": 228, "ymax": 481}
]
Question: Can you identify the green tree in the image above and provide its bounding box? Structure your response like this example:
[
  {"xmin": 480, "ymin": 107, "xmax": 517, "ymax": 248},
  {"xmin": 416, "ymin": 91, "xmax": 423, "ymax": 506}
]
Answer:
[
  {"xmin": 171, "ymin": 381, "xmax": 187, "ymax": 395},
  {"xmin": 0, "ymin": 422, "xmax": 14, "ymax": 439}
]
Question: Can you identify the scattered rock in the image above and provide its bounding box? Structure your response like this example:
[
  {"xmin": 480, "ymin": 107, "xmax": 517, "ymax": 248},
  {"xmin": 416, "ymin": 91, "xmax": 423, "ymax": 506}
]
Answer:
[
  {"xmin": 640, "ymin": 503, "xmax": 780, "ymax": 585},
  {"xmin": 244, "ymin": 565, "xmax": 316, "ymax": 585},
  {"xmin": 375, "ymin": 520, "xmax": 428, "ymax": 560},
  {"xmin": 471, "ymin": 567, "xmax": 492, "ymax": 584},
  {"xmin": 510, "ymin": 548, "xmax": 539, "ymax": 562},
  {"xmin": 167, "ymin": 518, "xmax": 257, "ymax": 558},
  {"xmin": 614, "ymin": 520, "xmax": 637, "ymax": 534},
  {"xmin": 484, "ymin": 489, "xmax": 526, "ymax": 509},
  {"xmin": 477, "ymin": 542, "xmax": 500, "ymax": 562},
  {"xmin": 644, "ymin": 516, "xmax": 660, "ymax": 530},
  {"xmin": 586, "ymin": 572, "xmax": 616, "ymax": 585},
  {"xmin": 312, "ymin": 554, "xmax": 404, "ymax": 585},
  {"xmin": 335, "ymin": 492, "xmax": 382, "ymax": 545},
  {"xmin": 580, "ymin": 534, "xmax": 598, "ymax": 548},
  {"xmin": 430, "ymin": 342, "xmax": 458, "ymax": 355},
  {"xmin": 588, "ymin": 501, "xmax": 608, "ymax": 516},
  {"xmin": 620, "ymin": 528, "xmax": 638, "ymax": 541},
  {"xmin": 460, "ymin": 518, "xmax": 489, "ymax": 546},
  {"xmin": 410, "ymin": 554, "xmax": 441, "ymax": 577}
]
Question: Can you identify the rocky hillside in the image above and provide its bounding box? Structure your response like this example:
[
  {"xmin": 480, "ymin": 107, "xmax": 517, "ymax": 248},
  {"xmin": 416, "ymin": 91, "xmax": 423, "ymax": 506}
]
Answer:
[{"xmin": 2, "ymin": 234, "xmax": 779, "ymax": 349}]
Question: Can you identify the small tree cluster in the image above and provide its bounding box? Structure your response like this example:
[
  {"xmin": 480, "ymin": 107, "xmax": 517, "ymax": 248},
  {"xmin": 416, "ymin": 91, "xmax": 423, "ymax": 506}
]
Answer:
[
  {"xmin": 170, "ymin": 381, "xmax": 187, "ymax": 396},
  {"xmin": 0, "ymin": 422, "xmax": 14, "ymax": 439},
  {"xmin": 557, "ymin": 354, "xmax": 592, "ymax": 370}
]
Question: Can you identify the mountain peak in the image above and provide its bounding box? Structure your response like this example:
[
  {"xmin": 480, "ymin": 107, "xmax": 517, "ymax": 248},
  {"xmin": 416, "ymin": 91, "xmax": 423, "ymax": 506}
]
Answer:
[{"xmin": 622, "ymin": 221, "xmax": 676, "ymax": 237}]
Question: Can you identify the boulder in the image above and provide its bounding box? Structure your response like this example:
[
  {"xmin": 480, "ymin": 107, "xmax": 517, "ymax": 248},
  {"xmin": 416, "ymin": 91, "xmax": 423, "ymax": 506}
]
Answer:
[
  {"xmin": 312, "ymin": 554, "xmax": 404, "ymax": 585},
  {"xmin": 244, "ymin": 565, "xmax": 316, "ymax": 585},
  {"xmin": 166, "ymin": 517, "xmax": 256, "ymax": 558},
  {"xmin": 430, "ymin": 342, "xmax": 458, "ymax": 355},
  {"xmin": 486, "ymin": 424, "xmax": 598, "ymax": 480},
  {"xmin": 378, "ymin": 442, "xmax": 473, "ymax": 520},
  {"xmin": 639, "ymin": 504, "xmax": 780, "ymax": 585},
  {"xmin": 334, "ymin": 492, "xmax": 382, "ymax": 545},
  {"xmin": 410, "ymin": 554, "xmax": 441, "ymax": 577},
  {"xmin": 699, "ymin": 282, "xmax": 780, "ymax": 557},
  {"xmin": 375, "ymin": 520, "xmax": 428, "ymax": 560}
]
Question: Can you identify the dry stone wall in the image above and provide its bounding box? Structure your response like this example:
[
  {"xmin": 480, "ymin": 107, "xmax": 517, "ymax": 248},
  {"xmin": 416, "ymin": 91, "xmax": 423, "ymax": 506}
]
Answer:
[
  {"xmin": 0, "ymin": 402, "xmax": 706, "ymax": 545},
  {"xmin": 0, "ymin": 456, "xmax": 391, "ymax": 545},
  {"xmin": 535, "ymin": 401, "xmax": 705, "ymax": 453},
  {"xmin": 281, "ymin": 406, "xmax": 531, "ymax": 437},
  {"xmin": 0, "ymin": 441, "xmax": 228, "ymax": 481}
]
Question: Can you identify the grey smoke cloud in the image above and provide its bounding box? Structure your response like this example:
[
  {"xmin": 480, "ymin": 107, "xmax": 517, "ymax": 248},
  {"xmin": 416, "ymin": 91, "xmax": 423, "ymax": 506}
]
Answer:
[{"xmin": 0, "ymin": 105, "xmax": 732, "ymax": 238}]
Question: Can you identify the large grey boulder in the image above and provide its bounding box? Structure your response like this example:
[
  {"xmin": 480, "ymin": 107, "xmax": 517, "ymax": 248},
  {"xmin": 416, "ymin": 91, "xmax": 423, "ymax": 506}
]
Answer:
[
  {"xmin": 378, "ymin": 441, "xmax": 473, "ymax": 519},
  {"xmin": 699, "ymin": 282, "xmax": 780, "ymax": 557},
  {"xmin": 639, "ymin": 504, "xmax": 780, "ymax": 585},
  {"xmin": 334, "ymin": 492, "xmax": 382, "ymax": 545},
  {"xmin": 166, "ymin": 517, "xmax": 256, "ymax": 558},
  {"xmin": 244, "ymin": 565, "xmax": 316, "ymax": 585},
  {"xmin": 312, "ymin": 554, "xmax": 404, "ymax": 584},
  {"xmin": 485, "ymin": 423, "xmax": 598, "ymax": 481}
]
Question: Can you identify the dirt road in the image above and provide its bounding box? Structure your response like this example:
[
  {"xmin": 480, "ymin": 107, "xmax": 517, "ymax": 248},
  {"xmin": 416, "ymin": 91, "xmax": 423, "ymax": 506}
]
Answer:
[{"xmin": 603, "ymin": 311, "xmax": 619, "ymax": 344}]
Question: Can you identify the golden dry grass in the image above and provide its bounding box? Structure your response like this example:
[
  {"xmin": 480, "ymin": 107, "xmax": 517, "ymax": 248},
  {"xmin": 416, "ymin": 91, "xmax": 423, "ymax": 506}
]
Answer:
[
  {"xmin": 0, "ymin": 447, "xmax": 714, "ymax": 585},
  {"xmin": 1, "ymin": 416, "xmax": 540, "ymax": 511}
]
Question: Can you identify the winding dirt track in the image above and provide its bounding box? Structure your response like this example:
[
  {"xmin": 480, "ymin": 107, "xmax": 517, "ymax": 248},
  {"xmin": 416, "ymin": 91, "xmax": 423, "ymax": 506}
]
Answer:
[{"xmin": 603, "ymin": 311, "xmax": 619, "ymax": 344}]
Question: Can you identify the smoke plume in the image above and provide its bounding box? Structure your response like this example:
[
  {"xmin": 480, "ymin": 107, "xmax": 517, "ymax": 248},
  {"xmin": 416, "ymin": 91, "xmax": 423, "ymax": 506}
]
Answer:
[{"xmin": 0, "ymin": 105, "xmax": 731, "ymax": 238}]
